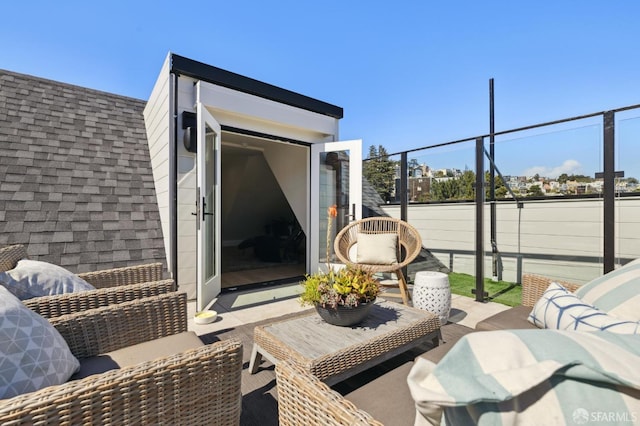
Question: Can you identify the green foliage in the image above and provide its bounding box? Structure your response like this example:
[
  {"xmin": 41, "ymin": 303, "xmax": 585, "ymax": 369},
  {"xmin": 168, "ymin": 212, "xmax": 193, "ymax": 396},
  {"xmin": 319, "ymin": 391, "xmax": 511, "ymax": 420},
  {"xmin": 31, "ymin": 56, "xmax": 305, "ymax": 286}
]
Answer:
[
  {"xmin": 431, "ymin": 170, "xmax": 476, "ymax": 201},
  {"xmin": 363, "ymin": 145, "xmax": 397, "ymax": 202},
  {"xmin": 430, "ymin": 170, "xmax": 512, "ymax": 202},
  {"xmin": 485, "ymin": 172, "xmax": 509, "ymax": 199},
  {"xmin": 558, "ymin": 173, "xmax": 592, "ymax": 183},
  {"xmin": 300, "ymin": 267, "xmax": 381, "ymax": 308},
  {"xmin": 526, "ymin": 184, "xmax": 544, "ymax": 197}
]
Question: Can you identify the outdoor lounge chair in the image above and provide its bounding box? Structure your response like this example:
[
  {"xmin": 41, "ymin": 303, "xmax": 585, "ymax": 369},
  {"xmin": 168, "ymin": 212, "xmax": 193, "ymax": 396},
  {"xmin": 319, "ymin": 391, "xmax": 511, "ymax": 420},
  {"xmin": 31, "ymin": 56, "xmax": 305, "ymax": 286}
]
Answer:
[
  {"xmin": 0, "ymin": 244, "xmax": 175, "ymax": 318},
  {"xmin": 276, "ymin": 360, "xmax": 383, "ymax": 426},
  {"xmin": 334, "ymin": 217, "xmax": 422, "ymax": 305},
  {"xmin": 0, "ymin": 291, "xmax": 243, "ymax": 425}
]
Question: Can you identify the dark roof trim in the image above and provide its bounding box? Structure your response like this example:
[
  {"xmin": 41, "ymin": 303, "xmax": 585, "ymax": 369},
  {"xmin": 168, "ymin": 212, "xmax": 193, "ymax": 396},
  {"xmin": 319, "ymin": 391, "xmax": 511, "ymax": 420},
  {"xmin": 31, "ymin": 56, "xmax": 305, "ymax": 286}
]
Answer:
[{"xmin": 170, "ymin": 54, "xmax": 344, "ymax": 119}]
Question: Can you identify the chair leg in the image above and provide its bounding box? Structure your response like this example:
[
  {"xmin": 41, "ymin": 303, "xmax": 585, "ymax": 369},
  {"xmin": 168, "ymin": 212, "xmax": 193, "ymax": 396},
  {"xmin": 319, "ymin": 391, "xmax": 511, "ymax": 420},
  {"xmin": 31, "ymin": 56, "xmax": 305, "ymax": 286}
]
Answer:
[{"xmin": 396, "ymin": 269, "xmax": 411, "ymax": 306}]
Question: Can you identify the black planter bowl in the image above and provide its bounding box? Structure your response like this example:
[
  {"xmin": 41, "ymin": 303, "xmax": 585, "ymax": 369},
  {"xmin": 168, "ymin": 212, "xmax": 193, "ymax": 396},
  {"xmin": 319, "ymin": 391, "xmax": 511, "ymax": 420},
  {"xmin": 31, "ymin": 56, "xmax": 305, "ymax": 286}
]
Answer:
[{"xmin": 315, "ymin": 302, "xmax": 374, "ymax": 327}]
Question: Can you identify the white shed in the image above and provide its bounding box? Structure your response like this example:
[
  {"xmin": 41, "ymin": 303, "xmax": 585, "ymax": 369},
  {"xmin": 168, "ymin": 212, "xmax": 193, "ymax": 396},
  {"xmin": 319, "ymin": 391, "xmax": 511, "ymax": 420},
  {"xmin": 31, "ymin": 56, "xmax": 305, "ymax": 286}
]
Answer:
[{"xmin": 144, "ymin": 53, "xmax": 362, "ymax": 310}]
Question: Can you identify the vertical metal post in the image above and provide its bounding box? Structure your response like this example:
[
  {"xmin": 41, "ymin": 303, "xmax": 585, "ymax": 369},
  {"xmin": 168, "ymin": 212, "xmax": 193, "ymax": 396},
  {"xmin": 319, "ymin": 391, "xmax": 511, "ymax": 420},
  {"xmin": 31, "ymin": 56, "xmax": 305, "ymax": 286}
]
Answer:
[
  {"xmin": 603, "ymin": 111, "xmax": 615, "ymax": 274},
  {"xmin": 489, "ymin": 78, "xmax": 499, "ymax": 281},
  {"xmin": 400, "ymin": 152, "xmax": 409, "ymax": 282},
  {"xmin": 400, "ymin": 152, "xmax": 408, "ymax": 222},
  {"xmin": 475, "ymin": 137, "xmax": 486, "ymax": 301}
]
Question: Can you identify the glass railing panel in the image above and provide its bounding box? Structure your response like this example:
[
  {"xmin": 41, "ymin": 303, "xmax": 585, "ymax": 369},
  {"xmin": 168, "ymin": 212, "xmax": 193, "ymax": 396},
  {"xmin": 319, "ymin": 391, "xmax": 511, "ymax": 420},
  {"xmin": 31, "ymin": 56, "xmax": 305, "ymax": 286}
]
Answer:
[
  {"xmin": 616, "ymin": 112, "xmax": 640, "ymax": 266},
  {"xmin": 403, "ymin": 140, "xmax": 478, "ymax": 278},
  {"xmin": 492, "ymin": 119, "xmax": 604, "ymax": 284},
  {"xmin": 362, "ymin": 151, "xmax": 402, "ymax": 219}
]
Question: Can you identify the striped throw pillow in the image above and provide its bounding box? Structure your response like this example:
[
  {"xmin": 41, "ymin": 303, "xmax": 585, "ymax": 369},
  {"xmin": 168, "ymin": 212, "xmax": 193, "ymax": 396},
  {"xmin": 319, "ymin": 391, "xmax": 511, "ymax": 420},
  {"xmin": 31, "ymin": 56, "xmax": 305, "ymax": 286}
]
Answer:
[
  {"xmin": 408, "ymin": 329, "xmax": 640, "ymax": 426},
  {"xmin": 575, "ymin": 259, "xmax": 640, "ymax": 321},
  {"xmin": 529, "ymin": 282, "xmax": 640, "ymax": 334}
]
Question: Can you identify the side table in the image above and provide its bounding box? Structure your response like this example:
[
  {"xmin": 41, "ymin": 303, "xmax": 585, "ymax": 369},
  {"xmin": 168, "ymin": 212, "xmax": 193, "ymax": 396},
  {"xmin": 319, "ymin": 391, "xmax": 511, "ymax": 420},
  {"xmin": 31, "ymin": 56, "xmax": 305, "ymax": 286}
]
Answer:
[{"xmin": 413, "ymin": 271, "xmax": 451, "ymax": 324}]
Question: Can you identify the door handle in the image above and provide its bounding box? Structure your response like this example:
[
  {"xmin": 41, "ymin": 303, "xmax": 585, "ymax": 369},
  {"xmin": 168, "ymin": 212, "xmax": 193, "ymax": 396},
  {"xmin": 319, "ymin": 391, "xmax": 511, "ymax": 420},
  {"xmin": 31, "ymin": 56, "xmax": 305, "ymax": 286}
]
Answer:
[
  {"xmin": 200, "ymin": 197, "xmax": 214, "ymax": 219},
  {"xmin": 346, "ymin": 203, "xmax": 356, "ymax": 221}
]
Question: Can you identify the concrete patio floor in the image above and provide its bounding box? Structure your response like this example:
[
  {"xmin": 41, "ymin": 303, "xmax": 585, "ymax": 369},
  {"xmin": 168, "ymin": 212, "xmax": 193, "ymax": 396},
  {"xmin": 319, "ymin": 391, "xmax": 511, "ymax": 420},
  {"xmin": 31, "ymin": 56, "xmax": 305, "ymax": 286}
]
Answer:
[{"xmin": 186, "ymin": 282, "xmax": 511, "ymax": 336}]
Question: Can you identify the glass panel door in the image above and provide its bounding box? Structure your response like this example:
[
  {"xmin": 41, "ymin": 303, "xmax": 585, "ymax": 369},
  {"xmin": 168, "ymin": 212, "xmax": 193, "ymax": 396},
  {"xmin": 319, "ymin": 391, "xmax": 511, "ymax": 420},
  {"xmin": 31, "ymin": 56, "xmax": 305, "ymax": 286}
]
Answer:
[
  {"xmin": 196, "ymin": 84, "xmax": 222, "ymax": 311},
  {"xmin": 310, "ymin": 140, "xmax": 362, "ymax": 273}
]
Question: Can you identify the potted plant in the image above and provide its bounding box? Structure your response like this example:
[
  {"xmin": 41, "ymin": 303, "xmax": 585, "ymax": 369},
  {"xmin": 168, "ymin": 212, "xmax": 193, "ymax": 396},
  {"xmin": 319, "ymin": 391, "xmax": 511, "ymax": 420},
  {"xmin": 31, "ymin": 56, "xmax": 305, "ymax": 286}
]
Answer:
[{"xmin": 299, "ymin": 205, "xmax": 381, "ymax": 326}]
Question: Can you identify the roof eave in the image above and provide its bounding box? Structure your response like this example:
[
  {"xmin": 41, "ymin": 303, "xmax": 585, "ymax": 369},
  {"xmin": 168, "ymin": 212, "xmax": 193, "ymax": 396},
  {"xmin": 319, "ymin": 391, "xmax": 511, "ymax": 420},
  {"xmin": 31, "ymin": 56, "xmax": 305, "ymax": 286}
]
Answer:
[{"xmin": 169, "ymin": 53, "xmax": 344, "ymax": 119}]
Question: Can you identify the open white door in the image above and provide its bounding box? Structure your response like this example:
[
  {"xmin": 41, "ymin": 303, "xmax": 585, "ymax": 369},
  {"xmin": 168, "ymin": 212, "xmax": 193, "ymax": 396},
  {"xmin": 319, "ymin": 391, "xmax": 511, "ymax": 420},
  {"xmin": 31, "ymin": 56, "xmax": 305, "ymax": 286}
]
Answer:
[
  {"xmin": 196, "ymin": 84, "xmax": 222, "ymax": 311},
  {"xmin": 310, "ymin": 140, "xmax": 362, "ymax": 273}
]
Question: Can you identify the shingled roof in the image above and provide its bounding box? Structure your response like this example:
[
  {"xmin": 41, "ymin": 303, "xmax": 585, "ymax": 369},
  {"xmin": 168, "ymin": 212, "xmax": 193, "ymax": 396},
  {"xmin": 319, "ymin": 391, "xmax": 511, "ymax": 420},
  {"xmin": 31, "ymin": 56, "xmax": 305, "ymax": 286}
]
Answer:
[{"xmin": 0, "ymin": 69, "xmax": 166, "ymax": 274}]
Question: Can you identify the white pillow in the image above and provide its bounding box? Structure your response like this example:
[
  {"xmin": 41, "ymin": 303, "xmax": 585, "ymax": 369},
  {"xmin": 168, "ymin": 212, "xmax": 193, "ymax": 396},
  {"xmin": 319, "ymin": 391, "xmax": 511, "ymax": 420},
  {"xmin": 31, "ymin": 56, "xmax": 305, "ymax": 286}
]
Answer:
[
  {"xmin": 0, "ymin": 259, "xmax": 95, "ymax": 300},
  {"xmin": 528, "ymin": 282, "xmax": 640, "ymax": 334},
  {"xmin": 356, "ymin": 233, "xmax": 398, "ymax": 265},
  {"xmin": 0, "ymin": 286, "xmax": 80, "ymax": 399}
]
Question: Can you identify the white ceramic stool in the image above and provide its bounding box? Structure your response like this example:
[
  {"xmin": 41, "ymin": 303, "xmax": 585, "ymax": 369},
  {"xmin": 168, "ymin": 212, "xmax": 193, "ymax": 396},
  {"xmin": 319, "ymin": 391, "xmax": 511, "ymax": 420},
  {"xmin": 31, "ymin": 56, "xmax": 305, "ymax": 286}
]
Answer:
[{"xmin": 413, "ymin": 271, "xmax": 451, "ymax": 324}]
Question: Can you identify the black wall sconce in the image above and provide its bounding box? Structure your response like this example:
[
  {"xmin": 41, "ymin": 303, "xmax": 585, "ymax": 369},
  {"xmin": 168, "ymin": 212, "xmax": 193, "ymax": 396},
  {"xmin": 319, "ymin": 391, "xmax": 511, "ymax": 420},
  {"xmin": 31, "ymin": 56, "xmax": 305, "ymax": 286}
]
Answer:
[{"xmin": 182, "ymin": 111, "xmax": 197, "ymax": 153}]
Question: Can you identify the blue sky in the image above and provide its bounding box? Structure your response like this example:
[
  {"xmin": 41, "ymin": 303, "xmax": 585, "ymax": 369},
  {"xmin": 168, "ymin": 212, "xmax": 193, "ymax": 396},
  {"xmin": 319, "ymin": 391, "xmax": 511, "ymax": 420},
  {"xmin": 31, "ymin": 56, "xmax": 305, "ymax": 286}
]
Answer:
[{"xmin": 3, "ymin": 1, "xmax": 640, "ymax": 178}]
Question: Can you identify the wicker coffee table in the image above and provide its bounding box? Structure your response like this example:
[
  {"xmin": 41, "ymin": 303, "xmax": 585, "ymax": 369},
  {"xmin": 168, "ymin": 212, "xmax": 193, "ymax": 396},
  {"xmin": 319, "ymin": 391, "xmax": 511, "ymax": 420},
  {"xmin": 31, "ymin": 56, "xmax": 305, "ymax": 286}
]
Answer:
[{"xmin": 249, "ymin": 299, "xmax": 441, "ymax": 385}]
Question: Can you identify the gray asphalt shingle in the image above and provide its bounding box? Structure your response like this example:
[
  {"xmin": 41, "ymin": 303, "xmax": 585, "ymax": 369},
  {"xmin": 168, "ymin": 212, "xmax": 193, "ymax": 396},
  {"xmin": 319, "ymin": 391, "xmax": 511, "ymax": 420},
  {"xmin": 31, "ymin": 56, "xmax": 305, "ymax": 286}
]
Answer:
[{"xmin": 0, "ymin": 69, "xmax": 166, "ymax": 274}]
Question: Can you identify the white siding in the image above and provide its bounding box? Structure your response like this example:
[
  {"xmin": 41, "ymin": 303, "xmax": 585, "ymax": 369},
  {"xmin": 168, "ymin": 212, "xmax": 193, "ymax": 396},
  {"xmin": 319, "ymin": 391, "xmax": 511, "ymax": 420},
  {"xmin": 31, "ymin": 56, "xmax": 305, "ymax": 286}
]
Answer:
[
  {"xmin": 176, "ymin": 78, "xmax": 198, "ymax": 299},
  {"xmin": 143, "ymin": 54, "xmax": 172, "ymax": 272}
]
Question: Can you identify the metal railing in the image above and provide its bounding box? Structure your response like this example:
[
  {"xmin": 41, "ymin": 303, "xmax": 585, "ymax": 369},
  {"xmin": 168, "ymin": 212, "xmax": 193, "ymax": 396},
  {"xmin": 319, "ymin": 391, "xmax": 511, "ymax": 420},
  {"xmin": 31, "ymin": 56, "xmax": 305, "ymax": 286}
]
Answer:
[{"xmin": 363, "ymin": 102, "xmax": 640, "ymax": 301}]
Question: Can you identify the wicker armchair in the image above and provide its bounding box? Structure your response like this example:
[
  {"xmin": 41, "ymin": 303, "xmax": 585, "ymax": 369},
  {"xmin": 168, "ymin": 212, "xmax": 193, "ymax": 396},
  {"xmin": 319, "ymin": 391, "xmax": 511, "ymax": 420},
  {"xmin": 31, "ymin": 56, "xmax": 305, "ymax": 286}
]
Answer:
[
  {"xmin": 0, "ymin": 244, "xmax": 174, "ymax": 318},
  {"xmin": 0, "ymin": 292, "xmax": 243, "ymax": 425},
  {"xmin": 276, "ymin": 361, "xmax": 383, "ymax": 426},
  {"xmin": 334, "ymin": 217, "xmax": 422, "ymax": 305},
  {"xmin": 521, "ymin": 273, "xmax": 581, "ymax": 307}
]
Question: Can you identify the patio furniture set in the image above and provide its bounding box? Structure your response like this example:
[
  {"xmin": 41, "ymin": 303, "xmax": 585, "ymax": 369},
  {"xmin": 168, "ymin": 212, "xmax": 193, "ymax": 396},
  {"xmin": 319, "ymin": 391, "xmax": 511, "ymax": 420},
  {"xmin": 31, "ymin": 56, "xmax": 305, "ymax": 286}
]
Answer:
[
  {"xmin": 276, "ymin": 264, "xmax": 640, "ymax": 425},
  {"xmin": 3, "ymin": 211, "xmax": 639, "ymax": 425}
]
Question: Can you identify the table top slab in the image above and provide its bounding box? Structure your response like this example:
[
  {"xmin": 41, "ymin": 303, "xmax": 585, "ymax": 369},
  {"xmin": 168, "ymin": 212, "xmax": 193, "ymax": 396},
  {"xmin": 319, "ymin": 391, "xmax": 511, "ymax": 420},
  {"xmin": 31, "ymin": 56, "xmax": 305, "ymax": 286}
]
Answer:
[{"xmin": 254, "ymin": 300, "xmax": 439, "ymax": 360}]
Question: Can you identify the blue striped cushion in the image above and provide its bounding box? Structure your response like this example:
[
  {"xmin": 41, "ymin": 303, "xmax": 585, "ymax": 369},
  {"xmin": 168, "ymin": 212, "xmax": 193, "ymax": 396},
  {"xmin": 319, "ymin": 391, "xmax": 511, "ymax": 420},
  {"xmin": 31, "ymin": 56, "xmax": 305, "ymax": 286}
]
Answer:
[
  {"xmin": 575, "ymin": 259, "xmax": 640, "ymax": 321},
  {"xmin": 528, "ymin": 282, "xmax": 640, "ymax": 334},
  {"xmin": 408, "ymin": 329, "xmax": 640, "ymax": 425}
]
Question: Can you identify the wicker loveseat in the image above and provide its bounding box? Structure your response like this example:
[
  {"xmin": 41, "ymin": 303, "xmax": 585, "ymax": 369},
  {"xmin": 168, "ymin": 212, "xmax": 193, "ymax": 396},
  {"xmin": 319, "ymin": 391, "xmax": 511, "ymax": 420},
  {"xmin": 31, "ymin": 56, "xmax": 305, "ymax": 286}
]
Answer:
[
  {"xmin": 0, "ymin": 291, "xmax": 243, "ymax": 425},
  {"xmin": 0, "ymin": 244, "xmax": 175, "ymax": 317}
]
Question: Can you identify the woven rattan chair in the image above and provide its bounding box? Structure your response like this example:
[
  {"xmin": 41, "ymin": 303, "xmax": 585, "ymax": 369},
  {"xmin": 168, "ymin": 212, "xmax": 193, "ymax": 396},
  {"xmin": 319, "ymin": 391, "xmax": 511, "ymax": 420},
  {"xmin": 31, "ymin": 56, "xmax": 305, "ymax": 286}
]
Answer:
[
  {"xmin": 0, "ymin": 244, "xmax": 174, "ymax": 318},
  {"xmin": 0, "ymin": 292, "xmax": 243, "ymax": 425},
  {"xmin": 521, "ymin": 274, "xmax": 580, "ymax": 307},
  {"xmin": 334, "ymin": 217, "xmax": 422, "ymax": 305},
  {"xmin": 276, "ymin": 360, "xmax": 383, "ymax": 426}
]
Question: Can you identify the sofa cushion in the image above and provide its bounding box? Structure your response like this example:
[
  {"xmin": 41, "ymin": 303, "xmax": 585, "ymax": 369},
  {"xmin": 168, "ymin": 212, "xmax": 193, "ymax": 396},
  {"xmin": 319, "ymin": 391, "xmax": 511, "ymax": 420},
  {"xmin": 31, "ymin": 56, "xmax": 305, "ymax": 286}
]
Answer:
[
  {"xmin": 72, "ymin": 331, "xmax": 204, "ymax": 379},
  {"xmin": 356, "ymin": 233, "xmax": 398, "ymax": 265},
  {"xmin": 0, "ymin": 286, "xmax": 80, "ymax": 399},
  {"xmin": 408, "ymin": 329, "xmax": 640, "ymax": 425},
  {"xmin": 475, "ymin": 305, "xmax": 537, "ymax": 331},
  {"xmin": 0, "ymin": 259, "xmax": 95, "ymax": 300},
  {"xmin": 575, "ymin": 258, "xmax": 640, "ymax": 321},
  {"xmin": 528, "ymin": 282, "xmax": 640, "ymax": 334},
  {"xmin": 345, "ymin": 360, "xmax": 416, "ymax": 426}
]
